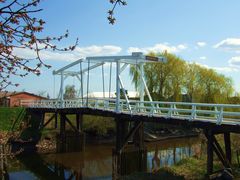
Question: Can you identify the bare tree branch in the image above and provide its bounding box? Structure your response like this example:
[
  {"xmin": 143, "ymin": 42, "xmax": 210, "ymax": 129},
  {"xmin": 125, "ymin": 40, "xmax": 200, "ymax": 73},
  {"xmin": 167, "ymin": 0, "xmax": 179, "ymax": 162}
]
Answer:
[
  {"xmin": 108, "ymin": 0, "xmax": 127, "ymax": 24},
  {"xmin": 0, "ymin": 0, "xmax": 78, "ymax": 90}
]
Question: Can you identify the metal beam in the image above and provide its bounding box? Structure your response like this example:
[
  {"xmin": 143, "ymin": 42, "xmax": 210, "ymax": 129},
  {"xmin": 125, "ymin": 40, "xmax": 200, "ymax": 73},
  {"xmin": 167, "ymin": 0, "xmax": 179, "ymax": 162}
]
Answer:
[
  {"xmin": 118, "ymin": 75, "xmax": 132, "ymax": 112},
  {"xmin": 53, "ymin": 58, "xmax": 84, "ymax": 75},
  {"xmin": 139, "ymin": 63, "xmax": 144, "ymax": 102},
  {"xmin": 53, "ymin": 62, "xmax": 105, "ymax": 76},
  {"xmin": 86, "ymin": 52, "xmax": 166, "ymax": 64},
  {"xmin": 120, "ymin": 63, "xmax": 128, "ymax": 74},
  {"xmin": 116, "ymin": 61, "xmax": 120, "ymax": 112}
]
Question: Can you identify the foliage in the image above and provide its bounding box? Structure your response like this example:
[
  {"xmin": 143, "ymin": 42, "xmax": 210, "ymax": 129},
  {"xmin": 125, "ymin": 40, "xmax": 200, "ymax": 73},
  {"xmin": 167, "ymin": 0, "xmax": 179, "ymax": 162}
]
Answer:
[
  {"xmin": 64, "ymin": 85, "xmax": 77, "ymax": 99},
  {"xmin": 130, "ymin": 52, "xmax": 234, "ymax": 103},
  {"xmin": 115, "ymin": 88, "xmax": 129, "ymax": 99},
  {"xmin": 65, "ymin": 114, "xmax": 115, "ymax": 136},
  {"xmin": 0, "ymin": 107, "xmax": 25, "ymax": 131},
  {"xmin": 121, "ymin": 170, "xmax": 184, "ymax": 180},
  {"xmin": 0, "ymin": 0, "xmax": 78, "ymax": 90},
  {"xmin": 83, "ymin": 115, "xmax": 115, "ymax": 136}
]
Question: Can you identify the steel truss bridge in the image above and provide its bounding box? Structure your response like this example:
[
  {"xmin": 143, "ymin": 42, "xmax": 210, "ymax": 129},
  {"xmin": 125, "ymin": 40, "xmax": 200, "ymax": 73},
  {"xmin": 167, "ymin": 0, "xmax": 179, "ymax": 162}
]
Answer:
[
  {"xmin": 21, "ymin": 52, "xmax": 240, "ymax": 177},
  {"xmin": 21, "ymin": 52, "xmax": 240, "ymax": 126}
]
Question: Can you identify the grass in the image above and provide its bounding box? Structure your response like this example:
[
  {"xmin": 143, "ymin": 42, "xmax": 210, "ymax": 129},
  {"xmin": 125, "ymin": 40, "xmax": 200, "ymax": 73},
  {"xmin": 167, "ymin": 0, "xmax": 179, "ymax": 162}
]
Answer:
[
  {"xmin": 121, "ymin": 170, "xmax": 184, "ymax": 180},
  {"xmin": 171, "ymin": 157, "xmax": 208, "ymax": 179},
  {"xmin": 0, "ymin": 107, "xmax": 25, "ymax": 131}
]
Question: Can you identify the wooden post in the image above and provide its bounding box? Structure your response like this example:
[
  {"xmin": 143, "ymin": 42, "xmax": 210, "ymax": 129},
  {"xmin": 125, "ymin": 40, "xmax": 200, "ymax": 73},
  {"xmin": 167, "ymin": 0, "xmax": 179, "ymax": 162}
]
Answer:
[
  {"xmin": 76, "ymin": 114, "xmax": 83, "ymax": 132},
  {"xmin": 55, "ymin": 112, "xmax": 58, "ymax": 129},
  {"xmin": 133, "ymin": 122, "xmax": 144, "ymax": 150},
  {"xmin": 60, "ymin": 113, "xmax": 66, "ymax": 136},
  {"xmin": 224, "ymin": 132, "xmax": 232, "ymax": 164},
  {"xmin": 116, "ymin": 119, "xmax": 123, "ymax": 152},
  {"xmin": 173, "ymin": 148, "xmax": 176, "ymax": 164},
  {"xmin": 41, "ymin": 113, "xmax": 45, "ymax": 129},
  {"xmin": 207, "ymin": 129, "xmax": 213, "ymax": 175}
]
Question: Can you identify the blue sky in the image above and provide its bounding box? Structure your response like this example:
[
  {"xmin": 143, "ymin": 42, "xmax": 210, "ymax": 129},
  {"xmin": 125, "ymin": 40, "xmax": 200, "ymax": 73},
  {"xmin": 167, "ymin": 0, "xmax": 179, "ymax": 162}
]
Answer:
[{"xmin": 7, "ymin": 0, "xmax": 240, "ymax": 97}]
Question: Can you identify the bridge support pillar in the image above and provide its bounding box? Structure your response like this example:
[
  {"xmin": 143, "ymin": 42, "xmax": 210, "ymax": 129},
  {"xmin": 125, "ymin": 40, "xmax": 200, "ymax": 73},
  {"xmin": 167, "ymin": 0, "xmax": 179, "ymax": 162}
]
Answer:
[
  {"xmin": 206, "ymin": 129, "xmax": 213, "ymax": 175},
  {"xmin": 60, "ymin": 113, "xmax": 66, "ymax": 136},
  {"xmin": 205, "ymin": 129, "xmax": 233, "ymax": 178},
  {"xmin": 115, "ymin": 118, "xmax": 128, "ymax": 152},
  {"xmin": 133, "ymin": 121, "xmax": 145, "ymax": 150},
  {"xmin": 57, "ymin": 113, "xmax": 85, "ymax": 153},
  {"xmin": 54, "ymin": 112, "xmax": 58, "ymax": 129},
  {"xmin": 224, "ymin": 132, "xmax": 231, "ymax": 164},
  {"xmin": 113, "ymin": 119, "xmax": 146, "ymax": 179}
]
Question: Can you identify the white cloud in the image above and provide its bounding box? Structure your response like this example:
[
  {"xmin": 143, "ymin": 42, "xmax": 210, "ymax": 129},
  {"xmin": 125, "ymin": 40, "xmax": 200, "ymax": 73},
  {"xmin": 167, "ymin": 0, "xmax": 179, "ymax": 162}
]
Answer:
[
  {"xmin": 13, "ymin": 45, "xmax": 122, "ymax": 62},
  {"xmin": 199, "ymin": 56, "xmax": 207, "ymax": 60},
  {"xmin": 194, "ymin": 62, "xmax": 238, "ymax": 73},
  {"xmin": 194, "ymin": 62, "xmax": 210, "ymax": 69},
  {"xmin": 127, "ymin": 43, "xmax": 187, "ymax": 54},
  {"xmin": 214, "ymin": 38, "xmax": 240, "ymax": 52},
  {"xmin": 74, "ymin": 45, "xmax": 122, "ymax": 57},
  {"xmin": 212, "ymin": 67, "xmax": 238, "ymax": 73},
  {"xmin": 197, "ymin": 42, "xmax": 206, "ymax": 47},
  {"xmin": 229, "ymin": 56, "xmax": 240, "ymax": 67}
]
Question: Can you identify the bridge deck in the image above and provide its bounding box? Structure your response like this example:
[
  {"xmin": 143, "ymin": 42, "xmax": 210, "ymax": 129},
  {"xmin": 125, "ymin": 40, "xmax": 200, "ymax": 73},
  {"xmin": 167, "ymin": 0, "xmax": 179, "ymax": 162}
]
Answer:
[
  {"xmin": 22, "ymin": 98, "xmax": 240, "ymax": 126},
  {"xmin": 26, "ymin": 106, "xmax": 240, "ymax": 134}
]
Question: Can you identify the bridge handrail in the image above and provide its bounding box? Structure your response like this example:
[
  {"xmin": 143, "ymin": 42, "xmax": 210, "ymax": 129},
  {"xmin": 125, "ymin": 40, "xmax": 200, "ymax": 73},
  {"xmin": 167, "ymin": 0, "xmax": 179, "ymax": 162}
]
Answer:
[{"xmin": 20, "ymin": 98, "xmax": 240, "ymax": 125}]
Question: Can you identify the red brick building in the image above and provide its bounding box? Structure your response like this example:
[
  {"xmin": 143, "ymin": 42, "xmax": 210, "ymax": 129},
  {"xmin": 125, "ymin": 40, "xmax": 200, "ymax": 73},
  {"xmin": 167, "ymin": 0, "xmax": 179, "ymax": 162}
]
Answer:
[{"xmin": 0, "ymin": 92, "xmax": 46, "ymax": 107}]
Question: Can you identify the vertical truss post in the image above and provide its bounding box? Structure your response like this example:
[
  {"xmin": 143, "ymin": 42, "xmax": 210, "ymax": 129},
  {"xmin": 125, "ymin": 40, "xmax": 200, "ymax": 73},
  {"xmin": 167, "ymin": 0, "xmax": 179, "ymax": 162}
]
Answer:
[
  {"xmin": 60, "ymin": 72, "xmax": 64, "ymax": 108},
  {"xmin": 116, "ymin": 60, "xmax": 120, "ymax": 112},
  {"xmin": 139, "ymin": 63, "xmax": 144, "ymax": 104}
]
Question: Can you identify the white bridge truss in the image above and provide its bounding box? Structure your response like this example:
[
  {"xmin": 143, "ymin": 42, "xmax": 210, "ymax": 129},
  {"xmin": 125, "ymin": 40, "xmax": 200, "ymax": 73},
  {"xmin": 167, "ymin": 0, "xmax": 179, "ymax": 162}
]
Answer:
[
  {"xmin": 21, "ymin": 52, "xmax": 240, "ymax": 126},
  {"xmin": 52, "ymin": 52, "xmax": 166, "ymax": 112}
]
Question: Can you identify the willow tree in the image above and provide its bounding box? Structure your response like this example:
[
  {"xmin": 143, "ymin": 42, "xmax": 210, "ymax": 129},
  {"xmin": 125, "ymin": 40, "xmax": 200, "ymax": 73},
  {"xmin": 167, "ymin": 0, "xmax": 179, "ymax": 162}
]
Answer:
[
  {"xmin": 64, "ymin": 85, "xmax": 76, "ymax": 99},
  {"xmin": 197, "ymin": 68, "xmax": 233, "ymax": 103},
  {"xmin": 130, "ymin": 52, "xmax": 234, "ymax": 103},
  {"xmin": 130, "ymin": 52, "xmax": 187, "ymax": 101},
  {"xmin": 184, "ymin": 63, "xmax": 205, "ymax": 102}
]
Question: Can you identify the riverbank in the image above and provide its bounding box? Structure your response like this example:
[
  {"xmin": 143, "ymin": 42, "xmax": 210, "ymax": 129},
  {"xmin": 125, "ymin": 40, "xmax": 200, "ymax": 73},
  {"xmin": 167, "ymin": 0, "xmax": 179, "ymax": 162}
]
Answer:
[{"xmin": 122, "ymin": 157, "xmax": 240, "ymax": 179}]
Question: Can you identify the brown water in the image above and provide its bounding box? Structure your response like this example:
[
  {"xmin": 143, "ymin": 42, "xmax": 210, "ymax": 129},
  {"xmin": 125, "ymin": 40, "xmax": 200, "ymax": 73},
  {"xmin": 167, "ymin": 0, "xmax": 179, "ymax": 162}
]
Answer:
[{"xmin": 3, "ymin": 136, "xmax": 204, "ymax": 180}]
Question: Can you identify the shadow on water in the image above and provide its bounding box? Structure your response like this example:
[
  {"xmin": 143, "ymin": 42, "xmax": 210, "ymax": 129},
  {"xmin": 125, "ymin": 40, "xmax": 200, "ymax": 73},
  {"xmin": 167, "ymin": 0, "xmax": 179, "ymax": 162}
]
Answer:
[{"xmin": 3, "ymin": 136, "xmax": 204, "ymax": 179}]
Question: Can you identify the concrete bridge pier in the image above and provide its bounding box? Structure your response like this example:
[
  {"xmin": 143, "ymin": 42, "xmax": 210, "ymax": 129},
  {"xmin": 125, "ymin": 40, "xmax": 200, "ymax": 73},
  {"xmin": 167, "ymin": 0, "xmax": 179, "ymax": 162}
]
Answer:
[{"xmin": 113, "ymin": 119, "xmax": 147, "ymax": 179}]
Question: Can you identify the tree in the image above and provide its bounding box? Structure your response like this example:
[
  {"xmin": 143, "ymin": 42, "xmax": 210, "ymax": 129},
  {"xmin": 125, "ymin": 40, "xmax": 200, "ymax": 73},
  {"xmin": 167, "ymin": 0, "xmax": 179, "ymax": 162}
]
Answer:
[
  {"xmin": 0, "ymin": 0, "xmax": 79, "ymax": 90},
  {"xmin": 184, "ymin": 63, "xmax": 204, "ymax": 102},
  {"xmin": 64, "ymin": 85, "xmax": 76, "ymax": 99},
  {"xmin": 130, "ymin": 52, "xmax": 234, "ymax": 103},
  {"xmin": 130, "ymin": 52, "xmax": 187, "ymax": 101}
]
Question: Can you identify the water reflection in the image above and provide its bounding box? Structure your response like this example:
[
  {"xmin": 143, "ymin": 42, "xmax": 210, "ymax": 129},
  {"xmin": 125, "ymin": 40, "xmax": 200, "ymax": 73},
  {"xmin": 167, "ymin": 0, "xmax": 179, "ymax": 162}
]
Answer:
[{"xmin": 4, "ymin": 137, "xmax": 203, "ymax": 179}]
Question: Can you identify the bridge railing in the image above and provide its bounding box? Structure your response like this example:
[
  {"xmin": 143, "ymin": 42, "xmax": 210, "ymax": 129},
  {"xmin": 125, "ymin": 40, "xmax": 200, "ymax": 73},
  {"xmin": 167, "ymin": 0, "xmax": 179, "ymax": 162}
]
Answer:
[
  {"xmin": 21, "ymin": 98, "xmax": 240, "ymax": 125},
  {"xmin": 128, "ymin": 100, "xmax": 240, "ymax": 125}
]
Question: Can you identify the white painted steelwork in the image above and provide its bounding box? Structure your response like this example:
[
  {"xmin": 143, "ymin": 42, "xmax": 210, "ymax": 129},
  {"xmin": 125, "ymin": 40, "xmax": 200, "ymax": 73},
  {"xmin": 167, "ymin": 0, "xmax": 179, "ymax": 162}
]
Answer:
[
  {"xmin": 21, "ymin": 98, "xmax": 240, "ymax": 125},
  {"xmin": 52, "ymin": 52, "xmax": 166, "ymax": 113}
]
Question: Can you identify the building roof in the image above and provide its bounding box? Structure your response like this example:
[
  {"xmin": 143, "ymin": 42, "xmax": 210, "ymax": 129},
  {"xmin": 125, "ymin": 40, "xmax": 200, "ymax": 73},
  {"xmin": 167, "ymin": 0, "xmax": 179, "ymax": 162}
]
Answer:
[
  {"xmin": 0, "ymin": 91, "xmax": 47, "ymax": 99},
  {"xmin": 0, "ymin": 91, "xmax": 17, "ymax": 98}
]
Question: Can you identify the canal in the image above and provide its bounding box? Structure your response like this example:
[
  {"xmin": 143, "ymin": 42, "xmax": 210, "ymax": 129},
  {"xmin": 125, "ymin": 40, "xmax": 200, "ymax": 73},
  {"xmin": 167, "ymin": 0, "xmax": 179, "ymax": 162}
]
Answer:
[{"xmin": 2, "ymin": 136, "xmax": 204, "ymax": 179}]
